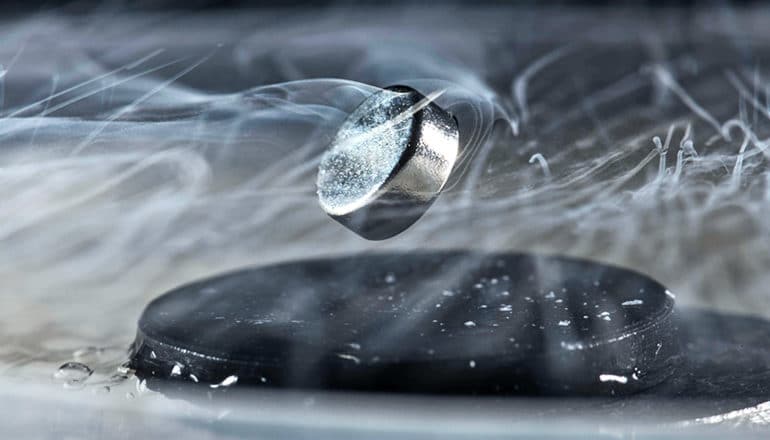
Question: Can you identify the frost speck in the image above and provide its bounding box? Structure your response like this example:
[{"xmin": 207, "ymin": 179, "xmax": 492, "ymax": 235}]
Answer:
[
  {"xmin": 599, "ymin": 374, "xmax": 628, "ymax": 384},
  {"xmin": 337, "ymin": 353, "xmax": 362, "ymax": 365},
  {"xmin": 210, "ymin": 375, "xmax": 239, "ymax": 388}
]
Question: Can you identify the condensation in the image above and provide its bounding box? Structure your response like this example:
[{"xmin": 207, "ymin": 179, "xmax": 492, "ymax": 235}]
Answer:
[{"xmin": 1, "ymin": 6, "xmax": 770, "ymax": 427}]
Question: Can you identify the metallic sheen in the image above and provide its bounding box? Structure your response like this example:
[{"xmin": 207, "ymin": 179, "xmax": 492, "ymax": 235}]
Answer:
[{"xmin": 317, "ymin": 85, "xmax": 459, "ymax": 240}]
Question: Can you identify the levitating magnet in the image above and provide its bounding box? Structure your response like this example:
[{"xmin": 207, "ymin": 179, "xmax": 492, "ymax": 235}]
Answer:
[{"xmin": 316, "ymin": 85, "xmax": 459, "ymax": 240}]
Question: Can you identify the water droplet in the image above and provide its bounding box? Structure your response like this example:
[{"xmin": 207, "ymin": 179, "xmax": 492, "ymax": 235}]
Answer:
[
  {"xmin": 499, "ymin": 304, "xmax": 513, "ymax": 312},
  {"xmin": 622, "ymin": 299, "xmax": 644, "ymax": 306},
  {"xmin": 464, "ymin": 320, "xmax": 476, "ymax": 327},
  {"xmin": 469, "ymin": 360, "xmax": 476, "ymax": 368},
  {"xmin": 54, "ymin": 362, "xmax": 93, "ymax": 384},
  {"xmin": 441, "ymin": 289, "xmax": 455, "ymax": 297},
  {"xmin": 384, "ymin": 273, "xmax": 396, "ymax": 284},
  {"xmin": 558, "ymin": 320, "xmax": 571, "ymax": 326}
]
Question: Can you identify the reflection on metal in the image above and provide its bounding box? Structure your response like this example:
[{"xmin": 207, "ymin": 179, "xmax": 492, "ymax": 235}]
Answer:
[{"xmin": 317, "ymin": 85, "xmax": 459, "ymax": 240}]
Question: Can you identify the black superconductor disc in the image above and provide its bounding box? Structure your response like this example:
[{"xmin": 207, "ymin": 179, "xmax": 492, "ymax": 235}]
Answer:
[{"xmin": 130, "ymin": 252, "xmax": 677, "ymax": 396}]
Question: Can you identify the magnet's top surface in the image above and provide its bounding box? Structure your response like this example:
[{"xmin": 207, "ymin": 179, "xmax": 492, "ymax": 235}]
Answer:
[
  {"xmin": 316, "ymin": 86, "xmax": 417, "ymax": 216},
  {"xmin": 133, "ymin": 252, "xmax": 676, "ymax": 394},
  {"xmin": 315, "ymin": 86, "xmax": 459, "ymax": 240}
]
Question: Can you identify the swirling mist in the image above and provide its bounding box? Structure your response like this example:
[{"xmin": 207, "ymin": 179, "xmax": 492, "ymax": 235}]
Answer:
[{"xmin": 1, "ymin": 5, "xmax": 770, "ymax": 397}]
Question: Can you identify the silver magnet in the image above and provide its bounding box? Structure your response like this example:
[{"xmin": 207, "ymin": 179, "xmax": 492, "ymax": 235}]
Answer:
[{"xmin": 317, "ymin": 85, "xmax": 459, "ymax": 240}]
